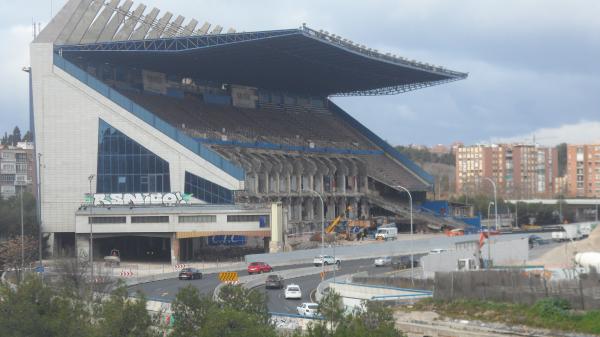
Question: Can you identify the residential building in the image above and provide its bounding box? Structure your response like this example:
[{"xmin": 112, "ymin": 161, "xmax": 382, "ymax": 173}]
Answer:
[
  {"xmin": 455, "ymin": 144, "xmax": 557, "ymax": 198},
  {"xmin": 0, "ymin": 142, "xmax": 35, "ymax": 199},
  {"xmin": 566, "ymin": 144, "xmax": 600, "ymax": 197}
]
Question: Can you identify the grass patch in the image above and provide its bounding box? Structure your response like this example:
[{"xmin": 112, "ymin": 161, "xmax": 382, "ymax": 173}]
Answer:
[{"xmin": 411, "ymin": 298, "xmax": 600, "ymax": 335}]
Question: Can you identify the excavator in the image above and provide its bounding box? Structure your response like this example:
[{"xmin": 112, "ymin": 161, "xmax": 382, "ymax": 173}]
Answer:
[{"xmin": 324, "ymin": 209, "xmax": 372, "ymax": 240}]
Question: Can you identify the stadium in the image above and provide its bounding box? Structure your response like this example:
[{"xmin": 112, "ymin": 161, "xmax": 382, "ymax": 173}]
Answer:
[{"xmin": 31, "ymin": 0, "xmax": 467, "ymax": 263}]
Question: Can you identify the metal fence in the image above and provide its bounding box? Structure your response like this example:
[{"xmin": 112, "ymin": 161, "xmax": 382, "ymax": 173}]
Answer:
[{"xmin": 434, "ymin": 270, "xmax": 600, "ymax": 310}]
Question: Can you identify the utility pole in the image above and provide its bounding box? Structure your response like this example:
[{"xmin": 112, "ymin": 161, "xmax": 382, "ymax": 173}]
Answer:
[
  {"xmin": 394, "ymin": 185, "xmax": 414, "ymax": 286},
  {"xmin": 20, "ymin": 187, "xmax": 24, "ymax": 281},
  {"xmin": 88, "ymin": 175, "xmax": 95, "ymax": 288}
]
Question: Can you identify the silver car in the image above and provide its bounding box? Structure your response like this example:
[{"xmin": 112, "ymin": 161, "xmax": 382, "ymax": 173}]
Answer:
[{"xmin": 374, "ymin": 256, "xmax": 392, "ymax": 266}]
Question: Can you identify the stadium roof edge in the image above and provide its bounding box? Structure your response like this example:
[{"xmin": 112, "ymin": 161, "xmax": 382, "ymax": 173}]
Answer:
[{"xmin": 55, "ymin": 26, "xmax": 467, "ymax": 96}]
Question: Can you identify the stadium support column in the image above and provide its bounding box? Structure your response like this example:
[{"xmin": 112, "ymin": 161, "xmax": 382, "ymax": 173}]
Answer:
[
  {"xmin": 269, "ymin": 202, "xmax": 284, "ymax": 253},
  {"xmin": 170, "ymin": 233, "xmax": 180, "ymax": 265},
  {"xmin": 326, "ymin": 198, "xmax": 336, "ymax": 220}
]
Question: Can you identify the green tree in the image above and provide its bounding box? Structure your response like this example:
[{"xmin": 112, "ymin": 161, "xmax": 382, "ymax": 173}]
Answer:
[
  {"xmin": 218, "ymin": 284, "xmax": 270, "ymax": 324},
  {"xmin": 304, "ymin": 291, "xmax": 404, "ymax": 337},
  {"xmin": 171, "ymin": 285, "xmax": 217, "ymax": 336},
  {"xmin": 0, "ymin": 275, "xmax": 93, "ymax": 337},
  {"xmin": 171, "ymin": 284, "xmax": 277, "ymax": 337},
  {"xmin": 94, "ymin": 284, "xmax": 158, "ymax": 337},
  {"xmin": 11, "ymin": 126, "xmax": 21, "ymax": 145},
  {"xmin": 0, "ymin": 192, "xmax": 38, "ymax": 238},
  {"xmin": 198, "ymin": 307, "xmax": 278, "ymax": 337},
  {"xmin": 22, "ymin": 130, "xmax": 33, "ymax": 142}
]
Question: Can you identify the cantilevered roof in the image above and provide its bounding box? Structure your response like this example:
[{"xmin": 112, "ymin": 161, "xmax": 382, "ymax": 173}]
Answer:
[{"xmin": 42, "ymin": 0, "xmax": 467, "ymax": 96}]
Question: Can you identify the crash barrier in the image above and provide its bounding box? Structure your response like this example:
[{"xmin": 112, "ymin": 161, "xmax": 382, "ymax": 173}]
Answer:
[
  {"xmin": 218, "ymin": 271, "xmax": 239, "ymax": 282},
  {"xmin": 213, "ymin": 265, "xmax": 338, "ymax": 301}
]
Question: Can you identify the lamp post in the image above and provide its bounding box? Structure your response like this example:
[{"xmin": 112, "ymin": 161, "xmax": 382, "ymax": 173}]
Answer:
[
  {"xmin": 305, "ymin": 188, "xmax": 325, "ymax": 276},
  {"xmin": 483, "ymin": 177, "xmax": 498, "ymax": 268},
  {"xmin": 394, "ymin": 185, "xmax": 413, "ymax": 285},
  {"xmin": 20, "ymin": 186, "xmax": 24, "ymax": 281},
  {"xmin": 88, "ymin": 175, "xmax": 95, "ymax": 286}
]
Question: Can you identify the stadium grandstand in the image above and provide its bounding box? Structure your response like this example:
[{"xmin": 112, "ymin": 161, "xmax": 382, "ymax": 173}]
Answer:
[{"xmin": 31, "ymin": 0, "xmax": 467, "ymax": 262}]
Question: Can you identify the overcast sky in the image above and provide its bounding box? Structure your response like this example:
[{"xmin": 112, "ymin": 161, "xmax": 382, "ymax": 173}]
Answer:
[{"xmin": 1, "ymin": 0, "xmax": 599, "ymax": 146}]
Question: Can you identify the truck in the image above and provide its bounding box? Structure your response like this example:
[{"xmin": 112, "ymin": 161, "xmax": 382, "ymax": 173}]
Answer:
[
  {"xmin": 375, "ymin": 226, "xmax": 398, "ymax": 241},
  {"xmin": 551, "ymin": 224, "xmax": 583, "ymax": 242}
]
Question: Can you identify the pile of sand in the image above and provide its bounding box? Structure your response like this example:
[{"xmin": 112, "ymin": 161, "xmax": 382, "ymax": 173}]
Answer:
[{"xmin": 529, "ymin": 226, "xmax": 600, "ymax": 268}]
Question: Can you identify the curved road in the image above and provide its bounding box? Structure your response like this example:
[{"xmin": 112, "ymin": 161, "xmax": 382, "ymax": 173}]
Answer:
[
  {"xmin": 130, "ymin": 233, "xmax": 551, "ymax": 313},
  {"xmin": 128, "ymin": 262, "xmax": 313, "ymax": 302}
]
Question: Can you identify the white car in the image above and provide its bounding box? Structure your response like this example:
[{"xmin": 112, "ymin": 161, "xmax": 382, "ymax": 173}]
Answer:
[
  {"xmin": 284, "ymin": 284, "xmax": 302, "ymax": 300},
  {"xmin": 374, "ymin": 256, "xmax": 392, "ymax": 266},
  {"xmin": 297, "ymin": 302, "xmax": 319, "ymax": 317},
  {"xmin": 313, "ymin": 255, "xmax": 341, "ymax": 266}
]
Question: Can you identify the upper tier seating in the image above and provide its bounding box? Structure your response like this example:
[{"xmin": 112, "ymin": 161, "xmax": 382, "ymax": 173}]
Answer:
[{"xmin": 120, "ymin": 90, "xmax": 375, "ymax": 150}]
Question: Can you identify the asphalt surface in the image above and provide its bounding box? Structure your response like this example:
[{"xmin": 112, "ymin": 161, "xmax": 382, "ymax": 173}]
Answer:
[
  {"xmin": 128, "ymin": 262, "xmax": 312, "ymax": 302},
  {"xmin": 129, "ymin": 233, "xmax": 555, "ymax": 313}
]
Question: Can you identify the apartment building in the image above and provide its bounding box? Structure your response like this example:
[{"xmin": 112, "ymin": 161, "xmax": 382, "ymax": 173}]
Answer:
[
  {"xmin": 566, "ymin": 144, "xmax": 600, "ymax": 197},
  {"xmin": 0, "ymin": 142, "xmax": 35, "ymax": 199},
  {"xmin": 455, "ymin": 144, "xmax": 557, "ymax": 198}
]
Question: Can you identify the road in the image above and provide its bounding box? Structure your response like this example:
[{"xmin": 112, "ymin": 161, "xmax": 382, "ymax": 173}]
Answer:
[
  {"xmin": 128, "ymin": 262, "xmax": 313, "ymax": 302},
  {"xmin": 129, "ymin": 233, "xmax": 553, "ymax": 313},
  {"xmin": 257, "ymin": 257, "xmax": 397, "ymax": 315}
]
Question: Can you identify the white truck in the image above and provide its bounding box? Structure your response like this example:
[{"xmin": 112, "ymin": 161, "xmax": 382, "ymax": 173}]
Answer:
[
  {"xmin": 313, "ymin": 255, "xmax": 341, "ymax": 266},
  {"xmin": 551, "ymin": 224, "xmax": 583, "ymax": 242},
  {"xmin": 375, "ymin": 226, "xmax": 398, "ymax": 241}
]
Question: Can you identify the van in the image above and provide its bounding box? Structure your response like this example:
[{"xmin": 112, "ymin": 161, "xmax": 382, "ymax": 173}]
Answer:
[{"xmin": 375, "ymin": 227, "xmax": 398, "ymax": 241}]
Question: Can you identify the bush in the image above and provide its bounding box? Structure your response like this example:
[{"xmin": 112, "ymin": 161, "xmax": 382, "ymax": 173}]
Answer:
[{"xmin": 532, "ymin": 298, "xmax": 571, "ymax": 320}]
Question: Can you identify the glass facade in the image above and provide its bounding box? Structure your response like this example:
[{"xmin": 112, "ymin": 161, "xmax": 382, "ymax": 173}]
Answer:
[
  {"xmin": 184, "ymin": 171, "xmax": 233, "ymax": 204},
  {"xmin": 97, "ymin": 119, "xmax": 170, "ymax": 193}
]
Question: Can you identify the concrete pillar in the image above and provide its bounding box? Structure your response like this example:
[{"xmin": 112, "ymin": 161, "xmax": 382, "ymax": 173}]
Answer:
[
  {"xmin": 338, "ymin": 198, "xmax": 348, "ymax": 218},
  {"xmin": 76, "ymin": 234, "xmax": 90, "ymax": 261},
  {"xmin": 269, "ymin": 202, "xmax": 284, "ymax": 253},
  {"xmin": 326, "ymin": 198, "xmax": 336, "ymax": 220},
  {"xmin": 264, "ymin": 172, "xmax": 270, "ymax": 194},
  {"xmin": 254, "ymin": 173, "xmax": 260, "ymax": 194},
  {"xmin": 350, "ymin": 199, "xmax": 359, "ymax": 219},
  {"xmin": 170, "ymin": 233, "xmax": 180, "ymax": 265},
  {"xmin": 47, "ymin": 232, "xmax": 55, "ymax": 257},
  {"xmin": 363, "ymin": 176, "xmax": 369, "ymax": 193}
]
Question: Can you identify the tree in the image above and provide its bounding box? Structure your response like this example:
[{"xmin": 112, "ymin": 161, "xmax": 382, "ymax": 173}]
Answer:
[
  {"xmin": 22, "ymin": 130, "xmax": 33, "ymax": 142},
  {"xmin": 0, "ymin": 236, "xmax": 38, "ymax": 280},
  {"xmin": 0, "ymin": 132, "xmax": 7, "ymax": 146},
  {"xmin": 11, "ymin": 126, "xmax": 21, "ymax": 145},
  {"xmin": 170, "ymin": 284, "xmax": 277, "ymax": 337},
  {"xmin": 94, "ymin": 284, "xmax": 159, "ymax": 337},
  {"xmin": 303, "ymin": 291, "xmax": 404, "ymax": 337},
  {"xmin": 198, "ymin": 307, "xmax": 278, "ymax": 337},
  {"xmin": 0, "ymin": 192, "xmax": 38, "ymax": 238},
  {"xmin": 217, "ymin": 283, "xmax": 270, "ymax": 324},
  {"xmin": 170, "ymin": 285, "xmax": 216, "ymax": 336},
  {"xmin": 0, "ymin": 275, "xmax": 93, "ymax": 337}
]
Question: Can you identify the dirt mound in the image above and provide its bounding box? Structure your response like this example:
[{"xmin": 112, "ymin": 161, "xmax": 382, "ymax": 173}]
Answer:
[{"xmin": 529, "ymin": 226, "xmax": 600, "ymax": 268}]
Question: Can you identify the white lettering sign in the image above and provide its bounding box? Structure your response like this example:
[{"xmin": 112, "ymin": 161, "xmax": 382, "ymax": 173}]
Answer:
[{"xmin": 86, "ymin": 192, "xmax": 192, "ymax": 206}]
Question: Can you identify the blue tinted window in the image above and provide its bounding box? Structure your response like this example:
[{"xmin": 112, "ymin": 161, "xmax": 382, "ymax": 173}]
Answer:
[
  {"xmin": 184, "ymin": 171, "xmax": 233, "ymax": 204},
  {"xmin": 97, "ymin": 119, "xmax": 170, "ymax": 193}
]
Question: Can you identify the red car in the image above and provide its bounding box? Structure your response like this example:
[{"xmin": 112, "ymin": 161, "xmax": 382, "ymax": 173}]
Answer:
[{"xmin": 247, "ymin": 262, "xmax": 272, "ymax": 274}]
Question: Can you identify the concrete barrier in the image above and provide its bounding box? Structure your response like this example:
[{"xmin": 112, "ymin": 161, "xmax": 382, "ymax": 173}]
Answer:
[{"xmin": 213, "ymin": 265, "xmax": 338, "ymax": 301}]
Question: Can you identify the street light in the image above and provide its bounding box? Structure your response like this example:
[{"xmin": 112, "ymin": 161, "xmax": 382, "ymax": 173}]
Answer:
[
  {"xmin": 487, "ymin": 202, "xmax": 495, "ymax": 224},
  {"xmin": 483, "ymin": 177, "xmax": 498, "ymax": 268},
  {"xmin": 304, "ymin": 188, "xmax": 325, "ymax": 276},
  {"xmin": 88, "ymin": 174, "xmax": 95, "ymax": 286},
  {"xmin": 394, "ymin": 185, "xmax": 413, "ymax": 285}
]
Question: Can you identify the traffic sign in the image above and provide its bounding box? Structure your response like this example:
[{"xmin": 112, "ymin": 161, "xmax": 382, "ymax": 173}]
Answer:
[{"xmin": 218, "ymin": 271, "xmax": 239, "ymax": 282}]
